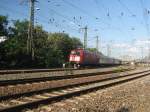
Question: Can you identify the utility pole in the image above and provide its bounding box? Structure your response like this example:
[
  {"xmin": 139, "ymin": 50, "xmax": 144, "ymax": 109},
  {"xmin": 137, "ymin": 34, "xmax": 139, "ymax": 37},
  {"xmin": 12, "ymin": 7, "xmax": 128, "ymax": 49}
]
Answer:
[
  {"xmin": 27, "ymin": 0, "xmax": 35, "ymax": 60},
  {"xmin": 140, "ymin": 47, "xmax": 143, "ymax": 62},
  {"xmin": 107, "ymin": 41, "xmax": 112, "ymax": 57},
  {"xmin": 83, "ymin": 26, "xmax": 87, "ymax": 49},
  {"xmin": 96, "ymin": 36, "xmax": 99, "ymax": 52},
  {"xmin": 84, "ymin": 26, "xmax": 87, "ymax": 49},
  {"xmin": 79, "ymin": 26, "xmax": 88, "ymax": 49},
  {"xmin": 148, "ymin": 39, "xmax": 150, "ymax": 59},
  {"xmin": 107, "ymin": 44, "xmax": 110, "ymax": 57}
]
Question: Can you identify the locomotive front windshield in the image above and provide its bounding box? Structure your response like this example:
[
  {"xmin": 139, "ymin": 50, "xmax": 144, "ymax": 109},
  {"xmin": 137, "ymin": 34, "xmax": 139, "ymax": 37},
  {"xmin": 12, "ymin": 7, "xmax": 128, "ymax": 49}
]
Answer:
[{"xmin": 71, "ymin": 51, "xmax": 80, "ymax": 56}]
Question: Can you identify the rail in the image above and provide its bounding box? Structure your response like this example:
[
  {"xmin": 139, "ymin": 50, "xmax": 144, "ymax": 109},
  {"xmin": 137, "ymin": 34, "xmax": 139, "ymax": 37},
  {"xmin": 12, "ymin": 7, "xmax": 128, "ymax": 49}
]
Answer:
[{"xmin": 0, "ymin": 68, "xmax": 149, "ymax": 112}]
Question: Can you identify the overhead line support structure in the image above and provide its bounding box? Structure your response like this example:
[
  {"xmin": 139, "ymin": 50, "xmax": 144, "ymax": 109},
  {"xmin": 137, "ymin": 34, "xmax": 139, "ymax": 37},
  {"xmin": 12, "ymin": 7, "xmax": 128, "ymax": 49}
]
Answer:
[
  {"xmin": 96, "ymin": 36, "xmax": 99, "ymax": 52},
  {"xmin": 83, "ymin": 26, "xmax": 87, "ymax": 49},
  {"xmin": 27, "ymin": 0, "xmax": 35, "ymax": 60}
]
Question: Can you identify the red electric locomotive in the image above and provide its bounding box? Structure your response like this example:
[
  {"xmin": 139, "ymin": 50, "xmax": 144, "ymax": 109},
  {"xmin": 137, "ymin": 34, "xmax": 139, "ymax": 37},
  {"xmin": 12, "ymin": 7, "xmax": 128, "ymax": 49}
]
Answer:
[
  {"xmin": 69, "ymin": 48, "xmax": 121, "ymax": 68},
  {"xmin": 69, "ymin": 48, "xmax": 100, "ymax": 68}
]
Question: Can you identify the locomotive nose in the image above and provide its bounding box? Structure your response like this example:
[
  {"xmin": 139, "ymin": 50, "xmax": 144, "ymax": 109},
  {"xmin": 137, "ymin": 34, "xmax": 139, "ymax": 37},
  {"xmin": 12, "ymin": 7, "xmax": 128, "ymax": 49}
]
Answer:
[{"xmin": 69, "ymin": 55, "xmax": 80, "ymax": 62}]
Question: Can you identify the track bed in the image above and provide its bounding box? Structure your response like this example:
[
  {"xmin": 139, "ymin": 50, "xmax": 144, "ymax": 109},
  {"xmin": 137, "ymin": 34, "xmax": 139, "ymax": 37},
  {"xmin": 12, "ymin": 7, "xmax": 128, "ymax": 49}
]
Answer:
[{"xmin": 0, "ymin": 67, "xmax": 149, "ymax": 112}]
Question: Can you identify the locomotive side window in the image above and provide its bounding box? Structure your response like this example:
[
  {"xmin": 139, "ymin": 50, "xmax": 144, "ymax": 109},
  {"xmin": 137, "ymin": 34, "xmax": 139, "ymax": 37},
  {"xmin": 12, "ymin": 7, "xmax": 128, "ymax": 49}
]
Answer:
[{"xmin": 71, "ymin": 51, "xmax": 80, "ymax": 56}]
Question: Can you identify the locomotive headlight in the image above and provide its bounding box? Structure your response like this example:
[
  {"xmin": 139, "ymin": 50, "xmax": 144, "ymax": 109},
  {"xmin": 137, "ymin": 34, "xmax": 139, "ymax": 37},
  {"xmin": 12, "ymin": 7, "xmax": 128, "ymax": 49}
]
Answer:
[
  {"xmin": 69, "ymin": 56, "xmax": 73, "ymax": 61},
  {"xmin": 75, "ymin": 56, "xmax": 80, "ymax": 61}
]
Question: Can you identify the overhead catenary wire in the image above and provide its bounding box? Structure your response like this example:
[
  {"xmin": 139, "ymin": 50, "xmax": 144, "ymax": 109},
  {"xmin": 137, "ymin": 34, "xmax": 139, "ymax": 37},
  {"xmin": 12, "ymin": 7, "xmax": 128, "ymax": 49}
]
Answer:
[
  {"xmin": 116, "ymin": 0, "xmax": 143, "ymax": 37},
  {"xmin": 118, "ymin": 0, "xmax": 134, "ymax": 16},
  {"xmin": 0, "ymin": 4, "xmax": 28, "ymax": 17},
  {"xmin": 93, "ymin": 0, "xmax": 112, "ymax": 21},
  {"xmin": 1, "ymin": 0, "xmax": 77, "ymax": 34},
  {"xmin": 140, "ymin": 0, "xmax": 150, "ymax": 37},
  {"xmin": 0, "ymin": 2, "xmax": 52, "ymax": 32},
  {"xmin": 62, "ymin": 0, "xmax": 97, "ymax": 19},
  {"xmin": 37, "ymin": 12, "xmax": 81, "ymax": 33},
  {"xmin": 24, "ymin": 0, "xmax": 120, "ymax": 38},
  {"xmin": 62, "ymin": 0, "xmax": 110, "ymax": 26},
  {"xmin": 93, "ymin": 0, "xmax": 129, "ymax": 36},
  {"xmin": 35, "ymin": 12, "xmax": 79, "ymax": 33},
  {"xmin": 35, "ymin": 1, "xmax": 82, "ymax": 33},
  {"xmin": 117, "ymin": 0, "xmax": 144, "ymax": 36},
  {"xmin": 1, "ymin": 0, "xmax": 147, "ymax": 56},
  {"xmin": 49, "ymin": 9, "xmax": 81, "ymax": 28},
  {"xmin": 117, "ymin": 0, "xmax": 142, "ymax": 24}
]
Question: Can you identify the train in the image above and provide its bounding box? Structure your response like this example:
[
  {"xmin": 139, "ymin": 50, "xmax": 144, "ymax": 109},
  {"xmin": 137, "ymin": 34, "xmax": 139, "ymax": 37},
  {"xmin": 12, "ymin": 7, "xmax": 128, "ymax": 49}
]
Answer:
[{"xmin": 69, "ymin": 48, "xmax": 121, "ymax": 68}]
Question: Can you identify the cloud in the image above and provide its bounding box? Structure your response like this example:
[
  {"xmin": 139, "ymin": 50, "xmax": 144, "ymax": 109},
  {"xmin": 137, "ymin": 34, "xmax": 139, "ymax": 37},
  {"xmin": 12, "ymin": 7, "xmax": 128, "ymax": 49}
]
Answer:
[
  {"xmin": 127, "ymin": 47, "xmax": 138, "ymax": 53},
  {"xmin": 134, "ymin": 39, "xmax": 150, "ymax": 46},
  {"xmin": 112, "ymin": 43, "xmax": 131, "ymax": 48},
  {"xmin": 102, "ymin": 39, "xmax": 150, "ymax": 59}
]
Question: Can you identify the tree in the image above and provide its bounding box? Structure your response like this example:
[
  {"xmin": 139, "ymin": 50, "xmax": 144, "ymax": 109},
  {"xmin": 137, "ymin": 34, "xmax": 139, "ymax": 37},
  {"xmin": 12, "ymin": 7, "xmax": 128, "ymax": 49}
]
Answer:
[
  {"xmin": 0, "ymin": 15, "xmax": 9, "ymax": 68},
  {"xmin": 0, "ymin": 20, "xmax": 30, "ymax": 68},
  {"xmin": 71, "ymin": 37, "xmax": 83, "ymax": 49},
  {"xmin": 0, "ymin": 15, "xmax": 8, "ymax": 36},
  {"xmin": 33, "ymin": 25, "xmax": 49, "ymax": 67},
  {"xmin": 0, "ymin": 15, "xmax": 83, "ymax": 69},
  {"xmin": 87, "ymin": 48, "xmax": 97, "ymax": 52},
  {"xmin": 47, "ymin": 33, "xmax": 83, "ymax": 65}
]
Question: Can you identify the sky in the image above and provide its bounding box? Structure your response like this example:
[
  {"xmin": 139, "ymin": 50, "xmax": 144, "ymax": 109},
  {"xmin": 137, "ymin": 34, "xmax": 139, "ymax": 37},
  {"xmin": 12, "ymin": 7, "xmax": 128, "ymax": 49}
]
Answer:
[{"xmin": 0, "ymin": 0, "xmax": 150, "ymax": 60}]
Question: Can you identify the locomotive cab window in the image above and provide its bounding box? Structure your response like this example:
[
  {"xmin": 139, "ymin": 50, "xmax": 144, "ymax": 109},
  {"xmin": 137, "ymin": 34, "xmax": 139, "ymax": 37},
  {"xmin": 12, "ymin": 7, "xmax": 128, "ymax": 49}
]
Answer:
[
  {"xmin": 71, "ymin": 51, "xmax": 76, "ymax": 55},
  {"xmin": 71, "ymin": 51, "xmax": 80, "ymax": 56}
]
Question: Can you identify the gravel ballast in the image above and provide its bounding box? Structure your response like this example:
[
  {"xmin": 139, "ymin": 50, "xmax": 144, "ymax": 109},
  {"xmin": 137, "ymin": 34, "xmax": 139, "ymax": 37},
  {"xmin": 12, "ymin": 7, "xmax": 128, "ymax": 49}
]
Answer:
[
  {"xmin": 0, "ymin": 67, "xmax": 145, "ymax": 97},
  {"xmin": 0, "ymin": 66, "xmax": 132, "ymax": 81},
  {"xmin": 34, "ymin": 72, "xmax": 150, "ymax": 112}
]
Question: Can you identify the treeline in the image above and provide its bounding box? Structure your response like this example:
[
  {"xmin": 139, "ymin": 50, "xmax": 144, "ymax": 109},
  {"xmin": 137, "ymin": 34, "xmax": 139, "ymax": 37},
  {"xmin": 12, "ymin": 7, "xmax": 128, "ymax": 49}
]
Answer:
[{"xmin": 0, "ymin": 15, "xmax": 82, "ymax": 69}]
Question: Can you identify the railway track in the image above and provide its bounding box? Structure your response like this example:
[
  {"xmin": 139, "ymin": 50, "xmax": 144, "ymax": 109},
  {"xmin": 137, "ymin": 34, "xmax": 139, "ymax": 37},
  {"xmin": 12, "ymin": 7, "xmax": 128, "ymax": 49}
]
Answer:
[
  {"xmin": 0, "ymin": 68, "xmax": 149, "ymax": 112},
  {"xmin": 0, "ymin": 66, "xmax": 128, "ymax": 75},
  {"xmin": 0, "ymin": 67, "xmax": 131, "ymax": 86},
  {"xmin": 0, "ymin": 68, "xmax": 76, "ymax": 75},
  {"xmin": 0, "ymin": 68, "xmax": 133, "ymax": 98}
]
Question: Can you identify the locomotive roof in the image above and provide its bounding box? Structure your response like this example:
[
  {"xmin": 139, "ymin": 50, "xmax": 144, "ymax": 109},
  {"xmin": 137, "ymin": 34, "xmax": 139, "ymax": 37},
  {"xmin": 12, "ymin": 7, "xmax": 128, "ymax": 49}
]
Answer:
[{"xmin": 71, "ymin": 48, "xmax": 121, "ymax": 61}]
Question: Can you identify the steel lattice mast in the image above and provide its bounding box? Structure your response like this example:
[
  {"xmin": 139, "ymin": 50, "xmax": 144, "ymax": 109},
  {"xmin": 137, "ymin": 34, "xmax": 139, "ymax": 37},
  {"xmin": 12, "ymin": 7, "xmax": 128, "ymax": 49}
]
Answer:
[{"xmin": 27, "ymin": 0, "xmax": 35, "ymax": 60}]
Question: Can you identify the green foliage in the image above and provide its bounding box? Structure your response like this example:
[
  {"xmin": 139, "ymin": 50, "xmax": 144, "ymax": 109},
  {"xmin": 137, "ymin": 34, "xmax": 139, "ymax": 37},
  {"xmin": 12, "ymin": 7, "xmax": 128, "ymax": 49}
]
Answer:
[
  {"xmin": 87, "ymin": 48, "xmax": 97, "ymax": 52},
  {"xmin": 0, "ymin": 15, "xmax": 8, "ymax": 36},
  {"xmin": 0, "ymin": 20, "xmax": 31, "ymax": 68},
  {"xmin": 0, "ymin": 15, "xmax": 83, "ymax": 69},
  {"xmin": 46, "ymin": 33, "xmax": 82, "ymax": 67},
  {"xmin": 45, "ymin": 48, "xmax": 64, "ymax": 67},
  {"xmin": 32, "ymin": 26, "xmax": 49, "ymax": 67},
  {"xmin": 71, "ymin": 37, "xmax": 83, "ymax": 49}
]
